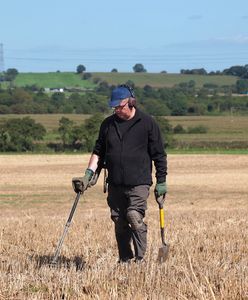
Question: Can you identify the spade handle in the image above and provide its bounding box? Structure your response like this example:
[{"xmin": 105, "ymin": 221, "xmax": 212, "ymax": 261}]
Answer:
[{"xmin": 155, "ymin": 193, "xmax": 166, "ymax": 209}]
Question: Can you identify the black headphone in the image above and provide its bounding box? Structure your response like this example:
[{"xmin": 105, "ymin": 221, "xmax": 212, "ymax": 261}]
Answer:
[{"xmin": 118, "ymin": 84, "xmax": 136, "ymax": 108}]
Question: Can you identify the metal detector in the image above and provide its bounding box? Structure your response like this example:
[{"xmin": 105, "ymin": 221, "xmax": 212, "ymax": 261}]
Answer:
[
  {"xmin": 51, "ymin": 191, "xmax": 82, "ymax": 266},
  {"xmin": 50, "ymin": 163, "xmax": 103, "ymax": 266}
]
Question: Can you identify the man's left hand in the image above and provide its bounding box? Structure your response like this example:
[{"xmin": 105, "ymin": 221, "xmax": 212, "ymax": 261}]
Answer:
[{"xmin": 155, "ymin": 182, "xmax": 167, "ymax": 197}]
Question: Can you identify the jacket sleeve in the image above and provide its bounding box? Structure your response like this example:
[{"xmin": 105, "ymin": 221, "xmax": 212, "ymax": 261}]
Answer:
[
  {"xmin": 92, "ymin": 119, "xmax": 108, "ymax": 159},
  {"xmin": 148, "ymin": 118, "xmax": 167, "ymax": 183}
]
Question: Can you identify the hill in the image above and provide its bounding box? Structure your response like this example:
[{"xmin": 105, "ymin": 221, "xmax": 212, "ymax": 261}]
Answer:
[
  {"xmin": 90, "ymin": 72, "xmax": 237, "ymax": 88},
  {"xmin": 9, "ymin": 72, "xmax": 238, "ymax": 89}
]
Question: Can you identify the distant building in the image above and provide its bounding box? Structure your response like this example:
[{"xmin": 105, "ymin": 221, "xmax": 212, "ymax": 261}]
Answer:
[{"xmin": 44, "ymin": 87, "xmax": 64, "ymax": 93}]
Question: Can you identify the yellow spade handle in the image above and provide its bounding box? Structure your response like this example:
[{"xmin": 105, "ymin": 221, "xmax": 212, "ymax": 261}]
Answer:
[{"xmin": 159, "ymin": 208, "xmax": 164, "ymax": 228}]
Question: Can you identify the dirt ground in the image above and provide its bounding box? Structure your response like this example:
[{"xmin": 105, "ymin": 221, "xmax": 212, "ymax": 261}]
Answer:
[
  {"xmin": 1, "ymin": 154, "xmax": 247, "ymax": 211},
  {"xmin": 0, "ymin": 154, "xmax": 247, "ymax": 299}
]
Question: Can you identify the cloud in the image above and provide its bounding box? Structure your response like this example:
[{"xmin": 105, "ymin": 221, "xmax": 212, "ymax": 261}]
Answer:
[
  {"xmin": 188, "ymin": 15, "xmax": 203, "ymax": 20},
  {"xmin": 242, "ymin": 15, "xmax": 248, "ymax": 19},
  {"xmin": 214, "ymin": 35, "xmax": 248, "ymax": 44}
]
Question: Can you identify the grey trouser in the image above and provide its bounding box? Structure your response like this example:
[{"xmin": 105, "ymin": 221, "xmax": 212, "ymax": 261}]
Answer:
[{"xmin": 107, "ymin": 184, "xmax": 150, "ymax": 261}]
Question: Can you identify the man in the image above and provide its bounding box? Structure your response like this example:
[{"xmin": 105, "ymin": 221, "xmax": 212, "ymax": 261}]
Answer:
[{"xmin": 72, "ymin": 84, "xmax": 167, "ymax": 263}]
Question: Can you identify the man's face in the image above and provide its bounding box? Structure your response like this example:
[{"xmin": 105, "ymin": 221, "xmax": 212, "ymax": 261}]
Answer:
[{"xmin": 113, "ymin": 98, "xmax": 133, "ymax": 120}]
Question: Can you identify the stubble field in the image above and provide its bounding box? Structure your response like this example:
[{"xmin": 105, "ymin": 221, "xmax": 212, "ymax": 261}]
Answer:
[{"xmin": 0, "ymin": 154, "xmax": 247, "ymax": 299}]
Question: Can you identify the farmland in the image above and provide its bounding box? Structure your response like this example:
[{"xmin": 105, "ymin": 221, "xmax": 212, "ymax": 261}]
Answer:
[
  {"xmin": 90, "ymin": 72, "xmax": 238, "ymax": 88},
  {"xmin": 0, "ymin": 154, "xmax": 247, "ymax": 299},
  {"xmin": 8, "ymin": 72, "xmax": 238, "ymax": 89},
  {"xmin": 167, "ymin": 115, "xmax": 248, "ymax": 149},
  {"xmin": 1, "ymin": 114, "xmax": 247, "ymax": 151}
]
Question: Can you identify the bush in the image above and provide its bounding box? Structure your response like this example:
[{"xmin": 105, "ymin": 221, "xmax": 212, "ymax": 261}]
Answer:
[
  {"xmin": 93, "ymin": 77, "xmax": 101, "ymax": 84},
  {"xmin": 173, "ymin": 124, "xmax": 186, "ymax": 134},
  {"xmin": 153, "ymin": 116, "xmax": 173, "ymax": 148},
  {"xmin": 82, "ymin": 73, "xmax": 92, "ymax": 80},
  {"xmin": 187, "ymin": 125, "xmax": 208, "ymax": 134}
]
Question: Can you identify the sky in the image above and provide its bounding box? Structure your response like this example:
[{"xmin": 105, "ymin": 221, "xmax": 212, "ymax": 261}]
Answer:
[{"xmin": 0, "ymin": 0, "xmax": 248, "ymax": 73}]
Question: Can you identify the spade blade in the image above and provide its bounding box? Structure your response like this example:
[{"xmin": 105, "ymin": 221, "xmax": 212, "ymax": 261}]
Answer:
[{"xmin": 157, "ymin": 243, "xmax": 170, "ymax": 263}]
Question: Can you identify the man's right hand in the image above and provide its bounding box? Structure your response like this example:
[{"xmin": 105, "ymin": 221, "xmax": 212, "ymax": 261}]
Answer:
[{"xmin": 72, "ymin": 168, "xmax": 94, "ymax": 193}]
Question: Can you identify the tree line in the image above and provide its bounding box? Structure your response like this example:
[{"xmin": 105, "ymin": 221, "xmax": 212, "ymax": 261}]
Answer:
[
  {"xmin": 0, "ymin": 62, "xmax": 248, "ymax": 116},
  {"xmin": 76, "ymin": 63, "xmax": 248, "ymax": 77},
  {"xmin": 0, "ymin": 115, "xmax": 104, "ymax": 152},
  {"xmin": 0, "ymin": 80, "xmax": 247, "ymax": 116},
  {"xmin": 0, "ymin": 115, "xmax": 175, "ymax": 152},
  {"xmin": 4, "ymin": 113, "xmax": 247, "ymax": 153}
]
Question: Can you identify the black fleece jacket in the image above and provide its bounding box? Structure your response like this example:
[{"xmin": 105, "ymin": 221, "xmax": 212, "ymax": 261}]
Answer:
[{"xmin": 93, "ymin": 109, "xmax": 167, "ymax": 186}]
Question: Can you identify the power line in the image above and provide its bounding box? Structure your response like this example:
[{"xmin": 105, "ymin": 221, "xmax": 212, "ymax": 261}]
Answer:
[
  {"xmin": 5, "ymin": 48, "xmax": 248, "ymax": 63},
  {"xmin": 0, "ymin": 43, "xmax": 4, "ymax": 72},
  {"xmin": 4, "ymin": 46, "xmax": 248, "ymax": 72}
]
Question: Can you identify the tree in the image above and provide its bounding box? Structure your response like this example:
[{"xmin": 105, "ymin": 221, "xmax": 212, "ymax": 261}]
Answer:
[
  {"xmin": 143, "ymin": 98, "xmax": 170, "ymax": 116},
  {"xmin": 236, "ymin": 79, "xmax": 248, "ymax": 94},
  {"xmin": 180, "ymin": 68, "xmax": 207, "ymax": 75},
  {"xmin": 223, "ymin": 65, "xmax": 248, "ymax": 78},
  {"xmin": 154, "ymin": 116, "xmax": 173, "ymax": 147},
  {"xmin": 97, "ymin": 81, "xmax": 110, "ymax": 93},
  {"xmin": 4, "ymin": 68, "xmax": 19, "ymax": 81},
  {"xmin": 192, "ymin": 68, "xmax": 207, "ymax": 75},
  {"xmin": 58, "ymin": 117, "xmax": 74, "ymax": 148},
  {"xmin": 76, "ymin": 64, "xmax": 86, "ymax": 74},
  {"xmin": 12, "ymin": 88, "xmax": 33, "ymax": 105},
  {"xmin": 111, "ymin": 68, "xmax": 118, "ymax": 72},
  {"xmin": 0, "ymin": 117, "xmax": 46, "ymax": 152},
  {"xmin": 82, "ymin": 113, "xmax": 104, "ymax": 151},
  {"xmin": 133, "ymin": 63, "xmax": 147, "ymax": 73},
  {"xmin": 188, "ymin": 80, "xmax": 196, "ymax": 88},
  {"xmin": 143, "ymin": 85, "xmax": 155, "ymax": 98},
  {"xmin": 168, "ymin": 95, "xmax": 188, "ymax": 116},
  {"xmin": 51, "ymin": 92, "xmax": 66, "ymax": 111},
  {"xmin": 125, "ymin": 80, "xmax": 135, "ymax": 89}
]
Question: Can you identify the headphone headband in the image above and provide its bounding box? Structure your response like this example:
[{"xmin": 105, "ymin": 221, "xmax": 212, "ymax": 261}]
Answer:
[{"xmin": 118, "ymin": 84, "xmax": 135, "ymax": 98}]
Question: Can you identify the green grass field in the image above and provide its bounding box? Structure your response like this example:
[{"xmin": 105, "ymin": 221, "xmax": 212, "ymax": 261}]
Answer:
[
  {"xmin": 6, "ymin": 72, "xmax": 238, "ymax": 89},
  {"xmin": 13, "ymin": 72, "xmax": 96, "ymax": 89}
]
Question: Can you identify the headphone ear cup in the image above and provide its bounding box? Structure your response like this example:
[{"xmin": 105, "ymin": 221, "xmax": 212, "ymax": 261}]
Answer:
[{"xmin": 128, "ymin": 97, "xmax": 136, "ymax": 108}]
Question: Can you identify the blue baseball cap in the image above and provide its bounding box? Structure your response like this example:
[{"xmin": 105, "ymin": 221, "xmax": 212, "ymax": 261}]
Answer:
[{"xmin": 109, "ymin": 86, "xmax": 132, "ymax": 107}]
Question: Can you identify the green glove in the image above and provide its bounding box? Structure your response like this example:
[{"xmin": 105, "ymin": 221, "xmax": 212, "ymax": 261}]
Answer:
[
  {"xmin": 155, "ymin": 182, "xmax": 167, "ymax": 197},
  {"xmin": 72, "ymin": 168, "xmax": 94, "ymax": 193},
  {"xmin": 82, "ymin": 168, "xmax": 94, "ymax": 189}
]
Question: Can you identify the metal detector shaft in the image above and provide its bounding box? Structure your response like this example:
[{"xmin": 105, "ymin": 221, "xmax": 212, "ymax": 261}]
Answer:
[{"xmin": 51, "ymin": 192, "xmax": 82, "ymax": 264}]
